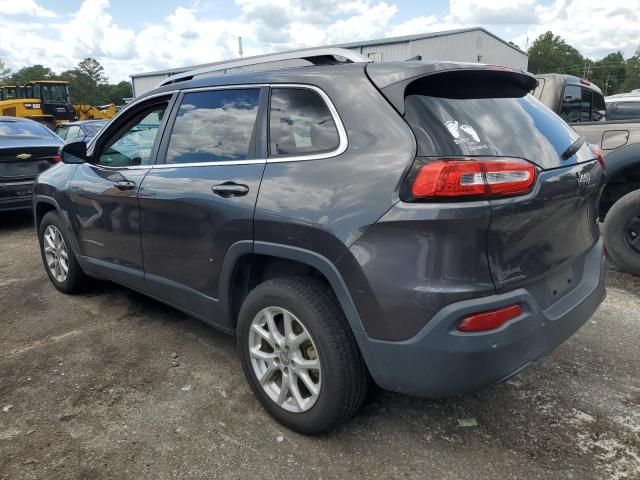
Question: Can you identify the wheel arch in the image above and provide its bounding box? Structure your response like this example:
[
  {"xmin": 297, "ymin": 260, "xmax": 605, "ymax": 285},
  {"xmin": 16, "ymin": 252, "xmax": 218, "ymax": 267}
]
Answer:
[
  {"xmin": 217, "ymin": 241, "xmax": 365, "ymax": 334},
  {"xmin": 600, "ymin": 146, "xmax": 640, "ymax": 219}
]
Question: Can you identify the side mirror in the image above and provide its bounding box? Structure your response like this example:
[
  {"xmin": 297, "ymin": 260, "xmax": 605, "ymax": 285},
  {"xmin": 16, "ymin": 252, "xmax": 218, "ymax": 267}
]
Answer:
[{"xmin": 61, "ymin": 140, "xmax": 88, "ymax": 164}]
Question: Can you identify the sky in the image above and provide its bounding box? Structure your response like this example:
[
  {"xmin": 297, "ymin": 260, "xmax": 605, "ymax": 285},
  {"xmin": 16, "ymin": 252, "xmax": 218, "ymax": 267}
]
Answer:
[{"xmin": 1, "ymin": 0, "xmax": 639, "ymax": 83}]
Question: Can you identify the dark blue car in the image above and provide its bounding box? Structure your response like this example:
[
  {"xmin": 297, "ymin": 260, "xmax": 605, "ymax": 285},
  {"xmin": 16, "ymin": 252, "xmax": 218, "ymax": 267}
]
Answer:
[{"xmin": 0, "ymin": 117, "xmax": 62, "ymax": 211}]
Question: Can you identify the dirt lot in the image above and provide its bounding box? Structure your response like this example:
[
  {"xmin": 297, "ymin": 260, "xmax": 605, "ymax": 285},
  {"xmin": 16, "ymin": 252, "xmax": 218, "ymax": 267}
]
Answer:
[{"xmin": 0, "ymin": 210, "xmax": 639, "ymax": 480}]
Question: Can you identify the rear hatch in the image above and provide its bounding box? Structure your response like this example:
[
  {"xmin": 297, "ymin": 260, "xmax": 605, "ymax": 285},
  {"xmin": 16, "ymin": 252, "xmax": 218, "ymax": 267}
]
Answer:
[
  {"xmin": 0, "ymin": 122, "xmax": 61, "ymax": 183},
  {"xmin": 371, "ymin": 65, "xmax": 604, "ymax": 293},
  {"xmin": 0, "ymin": 145, "xmax": 60, "ymax": 181}
]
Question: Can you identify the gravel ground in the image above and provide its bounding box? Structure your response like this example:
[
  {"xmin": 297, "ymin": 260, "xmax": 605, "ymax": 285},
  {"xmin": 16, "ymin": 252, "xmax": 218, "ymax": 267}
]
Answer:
[{"xmin": 0, "ymin": 210, "xmax": 639, "ymax": 480}]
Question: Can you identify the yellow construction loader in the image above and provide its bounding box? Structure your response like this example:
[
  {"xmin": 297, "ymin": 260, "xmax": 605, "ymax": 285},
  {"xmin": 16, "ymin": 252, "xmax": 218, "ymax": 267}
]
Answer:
[{"xmin": 0, "ymin": 80, "xmax": 116, "ymax": 129}]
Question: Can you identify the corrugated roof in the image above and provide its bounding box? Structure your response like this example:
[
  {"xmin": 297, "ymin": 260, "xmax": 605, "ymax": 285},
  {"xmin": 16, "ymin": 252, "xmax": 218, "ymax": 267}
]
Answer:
[{"xmin": 131, "ymin": 27, "xmax": 527, "ymax": 79}]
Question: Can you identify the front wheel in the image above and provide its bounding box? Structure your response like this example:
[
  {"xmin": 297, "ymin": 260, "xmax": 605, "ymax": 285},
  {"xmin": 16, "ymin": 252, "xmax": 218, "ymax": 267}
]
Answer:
[
  {"xmin": 603, "ymin": 189, "xmax": 640, "ymax": 276},
  {"xmin": 237, "ymin": 277, "xmax": 368, "ymax": 434}
]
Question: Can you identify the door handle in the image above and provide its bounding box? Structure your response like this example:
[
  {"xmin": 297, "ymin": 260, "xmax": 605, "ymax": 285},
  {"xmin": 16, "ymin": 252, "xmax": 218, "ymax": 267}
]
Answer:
[
  {"xmin": 211, "ymin": 182, "xmax": 249, "ymax": 198},
  {"xmin": 114, "ymin": 180, "xmax": 136, "ymax": 191}
]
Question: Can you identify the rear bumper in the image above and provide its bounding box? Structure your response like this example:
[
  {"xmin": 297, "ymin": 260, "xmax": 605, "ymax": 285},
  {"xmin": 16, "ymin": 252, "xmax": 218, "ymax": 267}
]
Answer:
[
  {"xmin": 354, "ymin": 237, "xmax": 607, "ymax": 397},
  {"xmin": 0, "ymin": 181, "xmax": 34, "ymax": 211}
]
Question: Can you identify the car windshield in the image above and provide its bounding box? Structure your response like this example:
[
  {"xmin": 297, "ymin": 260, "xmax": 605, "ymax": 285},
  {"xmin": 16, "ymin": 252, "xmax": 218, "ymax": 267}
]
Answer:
[
  {"xmin": 84, "ymin": 122, "xmax": 107, "ymax": 134},
  {"xmin": 0, "ymin": 121, "xmax": 53, "ymax": 138}
]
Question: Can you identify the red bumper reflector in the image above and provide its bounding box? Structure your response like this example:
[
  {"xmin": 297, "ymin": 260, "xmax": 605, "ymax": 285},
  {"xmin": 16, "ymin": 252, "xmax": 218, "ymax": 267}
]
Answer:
[{"xmin": 457, "ymin": 304, "xmax": 523, "ymax": 332}]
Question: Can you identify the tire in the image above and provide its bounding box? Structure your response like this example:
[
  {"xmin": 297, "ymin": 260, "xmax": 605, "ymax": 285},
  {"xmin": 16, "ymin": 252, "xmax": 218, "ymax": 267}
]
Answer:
[
  {"xmin": 38, "ymin": 211, "xmax": 86, "ymax": 293},
  {"xmin": 237, "ymin": 276, "xmax": 368, "ymax": 434},
  {"xmin": 602, "ymin": 189, "xmax": 640, "ymax": 276}
]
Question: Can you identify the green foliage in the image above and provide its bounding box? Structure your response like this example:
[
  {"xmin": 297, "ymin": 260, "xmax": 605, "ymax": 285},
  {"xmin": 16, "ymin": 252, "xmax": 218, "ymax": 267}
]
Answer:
[
  {"xmin": 528, "ymin": 32, "xmax": 639, "ymax": 94},
  {"xmin": 0, "ymin": 57, "xmax": 131, "ymax": 105},
  {"xmin": 77, "ymin": 57, "xmax": 107, "ymax": 85},
  {"xmin": 622, "ymin": 48, "xmax": 640, "ymax": 92},
  {"xmin": 590, "ymin": 52, "xmax": 626, "ymax": 96},
  {"xmin": 528, "ymin": 32, "xmax": 585, "ymax": 76},
  {"xmin": 0, "ymin": 59, "xmax": 10, "ymax": 80},
  {"xmin": 10, "ymin": 64, "xmax": 56, "ymax": 84}
]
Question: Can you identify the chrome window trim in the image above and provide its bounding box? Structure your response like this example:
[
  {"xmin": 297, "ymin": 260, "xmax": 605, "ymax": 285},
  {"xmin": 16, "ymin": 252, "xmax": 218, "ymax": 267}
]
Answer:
[
  {"xmin": 153, "ymin": 159, "xmax": 266, "ymax": 168},
  {"xmin": 266, "ymin": 84, "xmax": 348, "ymax": 164},
  {"xmin": 88, "ymin": 83, "xmax": 347, "ymax": 170}
]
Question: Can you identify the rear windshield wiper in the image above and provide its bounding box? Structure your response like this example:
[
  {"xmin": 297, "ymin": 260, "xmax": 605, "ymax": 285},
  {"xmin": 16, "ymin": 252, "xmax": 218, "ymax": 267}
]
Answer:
[{"xmin": 560, "ymin": 136, "xmax": 585, "ymax": 161}]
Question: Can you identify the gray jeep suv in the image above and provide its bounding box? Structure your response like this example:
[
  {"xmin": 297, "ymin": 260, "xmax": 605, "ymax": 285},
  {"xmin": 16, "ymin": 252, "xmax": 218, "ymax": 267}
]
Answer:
[{"xmin": 33, "ymin": 50, "xmax": 606, "ymax": 434}]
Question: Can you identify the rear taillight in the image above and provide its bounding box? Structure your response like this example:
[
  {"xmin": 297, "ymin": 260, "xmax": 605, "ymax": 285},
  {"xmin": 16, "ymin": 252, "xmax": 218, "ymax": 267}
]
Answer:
[
  {"xmin": 589, "ymin": 144, "xmax": 605, "ymax": 171},
  {"xmin": 51, "ymin": 155, "xmax": 61, "ymax": 163},
  {"xmin": 457, "ymin": 304, "xmax": 523, "ymax": 332},
  {"xmin": 410, "ymin": 158, "xmax": 536, "ymax": 199}
]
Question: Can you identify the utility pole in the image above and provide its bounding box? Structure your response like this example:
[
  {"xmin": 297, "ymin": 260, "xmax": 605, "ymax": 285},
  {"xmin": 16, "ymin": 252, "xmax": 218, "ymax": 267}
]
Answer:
[{"xmin": 238, "ymin": 37, "xmax": 244, "ymax": 58}]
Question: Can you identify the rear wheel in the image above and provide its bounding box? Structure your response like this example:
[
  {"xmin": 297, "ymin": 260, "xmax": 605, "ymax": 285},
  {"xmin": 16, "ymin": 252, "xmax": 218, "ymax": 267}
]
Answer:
[
  {"xmin": 603, "ymin": 189, "xmax": 640, "ymax": 276},
  {"xmin": 39, "ymin": 211, "xmax": 86, "ymax": 293},
  {"xmin": 237, "ymin": 276, "xmax": 368, "ymax": 434}
]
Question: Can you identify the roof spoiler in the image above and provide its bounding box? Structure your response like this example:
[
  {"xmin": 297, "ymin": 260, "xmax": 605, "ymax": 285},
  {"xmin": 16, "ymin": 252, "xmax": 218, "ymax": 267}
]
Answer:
[{"xmin": 367, "ymin": 63, "xmax": 537, "ymax": 114}]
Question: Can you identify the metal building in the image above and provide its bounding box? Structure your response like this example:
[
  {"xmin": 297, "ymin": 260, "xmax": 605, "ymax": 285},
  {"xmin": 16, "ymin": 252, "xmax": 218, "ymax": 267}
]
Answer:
[{"xmin": 130, "ymin": 27, "xmax": 528, "ymax": 97}]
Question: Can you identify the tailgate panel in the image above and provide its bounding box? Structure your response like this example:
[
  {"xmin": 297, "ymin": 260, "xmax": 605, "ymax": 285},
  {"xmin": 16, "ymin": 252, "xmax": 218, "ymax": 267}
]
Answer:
[
  {"xmin": 0, "ymin": 147, "xmax": 58, "ymax": 180},
  {"xmin": 487, "ymin": 160, "xmax": 603, "ymax": 291}
]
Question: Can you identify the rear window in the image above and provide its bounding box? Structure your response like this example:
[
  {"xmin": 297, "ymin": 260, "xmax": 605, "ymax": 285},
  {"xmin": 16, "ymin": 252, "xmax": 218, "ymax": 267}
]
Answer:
[
  {"xmin": 404, "ymin": 92, "xmax": 582, "ymax": 162},
  {"xmin": 0, "ymin": 121, "xmax": 53, "ymax": 138},
  {"xmin": 269, "ymin": 88, "xmax": 339, "ymax": 157}
]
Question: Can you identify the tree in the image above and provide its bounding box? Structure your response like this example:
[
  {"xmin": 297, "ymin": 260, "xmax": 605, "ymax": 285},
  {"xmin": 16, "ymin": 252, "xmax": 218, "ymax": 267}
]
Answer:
[
  {"xmin": 77, "ymin": 58, "xmax": 107, "ymax": 85},
  {"xmin": 59, "ymin": 69, "xmax": 100, "ymax": 105},
  {"xmin": 527, "ymin": 32, "xmax": 584, "ymax": 76},
  {"xmin": 590, "ymin": 52, "xmax": 626, "ymax": 95},
  {"xmin": 623, "ymin": 48, "xmax": 640, "ymax": 92},
  {"xmin": 0, "ymin": 58, "xmax": 10, "ymax": 82},
  {"xmin": 11, "ymin": 64, "xmax": 56, "ymax": 84},
  {"xmin": 97, "ymin": 81, "xmax": 133, "ymax": 104}
]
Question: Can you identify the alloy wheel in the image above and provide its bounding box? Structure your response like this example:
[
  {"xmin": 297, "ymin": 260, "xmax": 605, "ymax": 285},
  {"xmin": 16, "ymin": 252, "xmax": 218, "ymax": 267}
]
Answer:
[
  {"xmin": 43, "ymin": 225, "xmax": 69, "ymax": 283},
  {"xmin": 248, "ymin": 306, "xmax": 322, "ymax": 413}
]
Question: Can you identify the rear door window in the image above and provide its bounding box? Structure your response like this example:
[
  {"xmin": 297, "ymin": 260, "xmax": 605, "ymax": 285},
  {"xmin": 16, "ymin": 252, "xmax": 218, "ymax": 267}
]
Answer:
[
  {"xmin": 592, "ymin": 93, "xmax": 606, "ymax": 121},
  {"xmin": 165, "ymin": 89, "xmax": 260, "ymax": 164},
  {"xmin": 580, "ymin": 89, "xmax": 593, "ymax": 122},
  {"xmin": 560, "ymin": 85, "xmax": 582, "ymax": 123},
  {"xmin": 269, "ymin": 88, "xmax": 339, "ymax": 158},
  {"xmin": 609, "ymin": 101, "xmax": 640, "ymax": 120}
]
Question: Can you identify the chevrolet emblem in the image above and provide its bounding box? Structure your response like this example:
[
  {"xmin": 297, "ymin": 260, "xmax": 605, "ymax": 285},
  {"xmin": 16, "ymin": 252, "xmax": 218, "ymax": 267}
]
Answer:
[{"xmin": 16, "ymin": 153, "xmax": 32, "ymax": 160}]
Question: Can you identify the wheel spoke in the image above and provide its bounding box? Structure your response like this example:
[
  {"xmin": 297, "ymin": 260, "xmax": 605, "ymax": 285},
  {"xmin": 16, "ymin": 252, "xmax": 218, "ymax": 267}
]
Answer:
[
  {"xmin": 277, "ymin": 374, "xmax": 290, "ymax": 404},
  {"xmin": 283, "ymin": 311, "xmax": 294, "ymax": 339},
  {"xmin": 250, "ymin": 347, "xmax": 277, "ymax": 362},
  {"xmin": 290, "ymin": 330, "xmax": 311, "ymax": 349},
  {"xmin": 59, "ymin": 249, "xmax": 68, "ymax": 260},
  {"xmin": 60, "ymin": 258, "xmax": 69, "ymax": 274},
  {"xmin": 265, "ymin": 309, "xmax": 283, "ymax": 345},
  {"xmin": 44, "ymin": 245, "xmax": 56, "ymax": 255},
  {"xmin": 295, "ymin": 357, "xmax": 320, "ymax": 371},
  {"xmin": 259, "ymin": 363, "xmax": 278, "ymax": 386},
  {"xmin": 251, "ymin": 323, "xmax": 275, "ymax": 346},
  {"xmin": 629, "ymin": 234, "xmax": 640, "ymax": 250},
  {"xmin": 289, "ymin": 373, "xmax": 306, "ymax": 410},
  {"xmin": 45, "ymin": 231, "xmax": 56, "ymax": 250},
  {"xmin": 297, "ymin": 370, "xmax": 319, "ymax": 396}
]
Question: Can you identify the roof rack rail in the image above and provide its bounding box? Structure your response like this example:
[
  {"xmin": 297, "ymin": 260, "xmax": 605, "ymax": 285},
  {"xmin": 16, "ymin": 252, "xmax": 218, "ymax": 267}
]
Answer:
[{"xmin": 157, "ymin": 47, "xmax": 371, "ymax": 88}]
